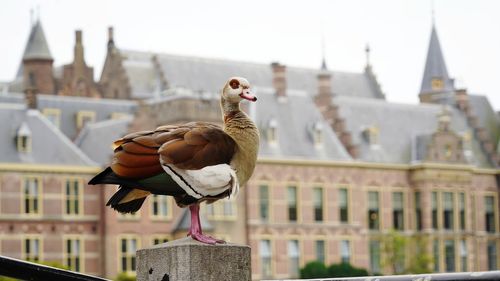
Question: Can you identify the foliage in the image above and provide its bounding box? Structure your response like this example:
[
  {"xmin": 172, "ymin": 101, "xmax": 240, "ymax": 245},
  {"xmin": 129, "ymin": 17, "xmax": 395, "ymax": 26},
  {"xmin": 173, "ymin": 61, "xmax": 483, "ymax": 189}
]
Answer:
[
  {"xmin": 300, "ymin": 261, "xmax": 328, "ymax": 278},
  {"xmin": 406, "ymin": 235, "xmax": 433, "ymax": 274},
  {"xmin": 114, "ymin": 272, "xmax": 136, "ymax": 281},
  {"xmin": 381, "ymin": 230, "xmax": 433, "ymax": 274},
  {"xmin": 327, "ymin": 262, "xmax": 369, "ymax": 277},
  {"xmin": 382, "ymin": 229, "xmax": 407, "ymax": 274}
]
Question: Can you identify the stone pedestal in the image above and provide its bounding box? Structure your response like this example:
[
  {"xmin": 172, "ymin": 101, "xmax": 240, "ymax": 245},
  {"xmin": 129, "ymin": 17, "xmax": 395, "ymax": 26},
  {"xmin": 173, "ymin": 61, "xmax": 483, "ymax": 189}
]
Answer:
[{"xmin": 136, "ymin": 237, "xmax": 251, "ymax": 281}]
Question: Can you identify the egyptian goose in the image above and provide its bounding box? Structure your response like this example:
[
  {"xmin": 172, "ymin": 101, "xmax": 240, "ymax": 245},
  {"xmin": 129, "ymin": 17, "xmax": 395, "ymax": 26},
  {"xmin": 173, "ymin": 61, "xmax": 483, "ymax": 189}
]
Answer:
[{"xmin": 89, "ymin": 77, "xmax": 259, "ymax": 244}]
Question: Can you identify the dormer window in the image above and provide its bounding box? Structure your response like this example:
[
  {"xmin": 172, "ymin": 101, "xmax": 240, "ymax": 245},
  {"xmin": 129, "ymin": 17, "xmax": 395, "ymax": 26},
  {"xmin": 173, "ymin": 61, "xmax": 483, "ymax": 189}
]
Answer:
[
  {"xmin": 268, "ymin": 118, "xmax": 278, "ymax": 145},
  {"xmin": 17, "ymin": 122, "xmax": 32, "ymax": 153},
  {"xmin": 42, "ymin": 108, "xmax": 61, "ymax": 128},
  {"xmin": 431, "ymin": 77, "xmax": 444, "ymax": 91},
  {"xmin": 362, "ymin": 126, "xmax": 379, "ymax": 147},
  {"xmin": 312, "ymin": 122, "xmax": 323, "ymax": 147},
  {"xmin": 76, "ymin": 111, "xmax": 96, "ymax": 129}
]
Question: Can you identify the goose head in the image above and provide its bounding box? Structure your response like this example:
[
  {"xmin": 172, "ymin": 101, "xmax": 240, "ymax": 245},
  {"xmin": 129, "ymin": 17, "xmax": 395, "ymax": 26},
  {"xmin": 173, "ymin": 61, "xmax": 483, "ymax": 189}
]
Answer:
[{"xmin": 222, "ymin": 77, "xmax": 257, "ymax": 104}]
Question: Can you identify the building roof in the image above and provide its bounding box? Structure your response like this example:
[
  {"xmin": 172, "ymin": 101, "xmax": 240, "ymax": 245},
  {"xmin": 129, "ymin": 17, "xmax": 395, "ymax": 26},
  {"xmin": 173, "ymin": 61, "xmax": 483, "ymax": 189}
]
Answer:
[
  {"xmin": 119, "ymin": 50, "xmax": 385, "ymax": 100},
  {"xmin": 254, "ymin": 88, "xmax": 352, "ymax": 161},
  {"xmin": 75, "ymin": 117, "xmax": 132, "ymax": 165},
  {"xmin": 334, "ymin": 96, "xmax": 492, "ymax": 167},
  {"xmin": 0, "ymin": 103, "xmax": 96, "ymax": 166},
  {"xmin": 16, "ymin": 21, "xmax": 53, "ymax": 79},
  {"xmin": 420, "ymin": 24, "xmax": 455, "ymax": 94},
  {"xmin": 468, "ymin": 94, "xmax": 500, "ymax": 144}
]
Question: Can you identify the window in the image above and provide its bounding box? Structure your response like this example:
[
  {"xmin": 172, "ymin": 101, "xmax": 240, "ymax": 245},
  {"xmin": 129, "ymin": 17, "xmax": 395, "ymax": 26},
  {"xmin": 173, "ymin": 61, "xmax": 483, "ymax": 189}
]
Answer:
[
  {"xmin": 368, "ymin": 191, "xmax": 379, "ymax": 230},
  {"xmin": 340, "ymin": 240, "xmax": 350, "ymax": 263},
  {"xmin": 488, "ymin": 241, "xmax": 497, "ymax": 270},
  {"xmin": 460, "ymin": 239, "xmax": 467, "ymax": 272},
  {"xmin": 459, "ymin": 193, "xmax": 466, "ymax": 231},
  {"xmin": 444, "ymin": 240, "xmax": 455, "ymax": 272},
  {"xmin": 433, "ymin": 239, "xmax": 440, "ymax": 272},
  {"xmin": 443, "ymin": 192, "xmax": 454, "ymax": 230},
  {"xmin": 413, "ymin": 192, "xmax": 422, "ymax": 231},
  {"xmin": 205, "ymin": 200, "xmax": 237, "ymax": 220},
  {"xmin": 76, "ymin": 111, "xmax": 96, "ymax": 129},
  {"xmin": 42, "ymin": 108, "xmax": 61, "ymax": 128},
  {"xmin": 392, "ymin": 192, "xmax": 404, "ymax": 230},
  {"xmin": 339, "ymin": 188, "xmax": 348, "ymax": 223},
  {"xmin": 65, "ymin": 179, "xmax": 82, "ymax": 215},
  {"xmin": 120, "ymin": 237, "xmax": 138, "ymax": 273},
  {"xmin": 65, "ymin": 238, "xmax": 82, "ymax": 272},
  {"xmin": 28, "ymin": 72, "xmax": 35, "ymax": 87},
  {"xmin": 151, "ymin": 195, "xmax": 171, "ymax": 219},
  {"xmin": 288, "ymin": 240, "xmax": 300, "ymax": 278},
  {"xmin": 315, "ymin": 240, "xmax": 325, "ymax": 263},
  {"xmin": 431, "ymin": 77, "xmax": 444, "ymax": 90},
  {"xmin": 23, "ymin": 177, "xmax": 41, "ymax": 215},
  {"xmin": 313, "ymin": 187, "xmax": 324, "ymax": 222},
  {"xmin": 485, "ymin": 196, "xmax": 496, "ymax": 233},
  {"xmin": 313, "ymin": 122, "xmax": 323, "ymax": 146},
  {"xmin": 24, "ymin": 237, "xmax": 41, "ymax": 262},
  {"xmin": 268, "ymin": 118, "xmax": 278, "ymax": 144},
  {"xmin": 152, "ymin": 237, "xmax": 169, "ymax": 245},
  {"xmin": 259, "ymin": 185, "xmax": 269, "ymax": 222},
  {"xmin": 369, "ymin": 240, "xmax": 381, "ymax": 274},
  {"xmin": 432, "ymin": 192, "xmax": 438, "ymax": 229},
  {"xmin": 260, "ymin": 240, "xmax": 272, "ymax": 278},
  {"xmin": 287, "ymin": 186, "xmax": 298, "ymax": 222},
  {"xmin": 17, "ymin": 122, "xmax": 32, "ymax": 153}
]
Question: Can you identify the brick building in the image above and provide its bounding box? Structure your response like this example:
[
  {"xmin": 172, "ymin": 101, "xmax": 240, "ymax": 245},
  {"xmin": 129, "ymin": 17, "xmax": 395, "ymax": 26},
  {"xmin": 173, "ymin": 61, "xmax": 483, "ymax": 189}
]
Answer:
[{"xmin": 0, "ymin": 19, "xmax": 498, "ymax": 280}]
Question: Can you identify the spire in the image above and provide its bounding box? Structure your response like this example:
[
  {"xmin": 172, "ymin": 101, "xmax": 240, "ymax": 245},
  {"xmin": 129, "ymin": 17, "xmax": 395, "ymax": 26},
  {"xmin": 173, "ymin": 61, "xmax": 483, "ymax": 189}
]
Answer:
[
  {"xmin": 320, "ymin": 25, "xmax": 327, "ymax": 70},
  {"xmin": 365, "ymin": 43, "xmax": 371, "ymax": 69},
  {"xmin": 21, "ymin": 20, "xmax": 53, "ymax": 61},
  {"xmin": 419, "ymin": 23, "xmax": 454, "ymax": 96}
]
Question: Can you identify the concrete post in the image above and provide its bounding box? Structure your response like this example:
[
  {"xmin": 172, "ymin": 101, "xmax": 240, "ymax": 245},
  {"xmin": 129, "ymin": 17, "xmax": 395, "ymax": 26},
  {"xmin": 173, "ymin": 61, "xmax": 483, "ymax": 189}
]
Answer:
[{"xmin": 136, "ymin": 237, "xmax": 251, "ymax": 281}]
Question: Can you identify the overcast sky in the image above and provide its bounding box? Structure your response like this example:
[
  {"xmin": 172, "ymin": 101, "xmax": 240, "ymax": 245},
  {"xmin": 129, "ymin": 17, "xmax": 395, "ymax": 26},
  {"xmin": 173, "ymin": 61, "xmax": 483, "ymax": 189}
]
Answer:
[{"xmin": 1, "ymin": 0, "xmax": 499, "ymax": 110}]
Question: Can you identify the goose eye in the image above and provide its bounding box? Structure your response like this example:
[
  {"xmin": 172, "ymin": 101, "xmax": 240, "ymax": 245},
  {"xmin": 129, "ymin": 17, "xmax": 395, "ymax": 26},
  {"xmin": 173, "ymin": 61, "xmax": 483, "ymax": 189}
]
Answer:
[{"xmin": 229, "ymin": 79, "xmax": 240, "ymax": 90}]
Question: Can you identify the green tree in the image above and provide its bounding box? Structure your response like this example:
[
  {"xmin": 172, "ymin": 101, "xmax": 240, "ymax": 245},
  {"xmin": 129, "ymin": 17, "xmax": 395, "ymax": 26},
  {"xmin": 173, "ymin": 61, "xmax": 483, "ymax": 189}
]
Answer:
[
  {"xmin": 381, "ymin": 230, "xmax": 433, "ymax": 274},
  {"xmin": 115, "ymin": 272, "xmax": 136, "ymax": 281},
  {"xmin": 382, "ymin": 230, "xmax": 407, "ymax": 274},
  {"xmin": 406, "ymin": 235, "xmax": 433, "ymax": 274},
  {"xmin": 327, "ymin": 262, "xmax": 369, "ymax": 277},
  {"xmin": 300, "ymin": 261, "xmax": 328, "ymax": 278}
]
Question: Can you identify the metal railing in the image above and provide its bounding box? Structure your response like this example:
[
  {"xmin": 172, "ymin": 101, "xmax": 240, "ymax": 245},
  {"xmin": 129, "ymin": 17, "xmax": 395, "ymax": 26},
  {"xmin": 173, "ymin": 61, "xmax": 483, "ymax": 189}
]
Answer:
[
  {"xmin": 263, "ymin": 271, "xmax": 500, "ymax": 281},
  {"xmin": 0, "ymin": 255, "xmax": 110, "ymax": 281}
]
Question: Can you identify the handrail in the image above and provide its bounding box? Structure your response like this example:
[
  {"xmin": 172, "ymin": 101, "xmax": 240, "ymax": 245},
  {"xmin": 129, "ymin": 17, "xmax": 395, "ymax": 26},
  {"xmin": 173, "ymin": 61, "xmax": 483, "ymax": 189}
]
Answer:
[
  {"xmin": 263, "ymin": 271, "xmax": 500, "ymax": 281},
  {"xmin": 0, "ymin": 255, "xmax": 110, "ymax": 281}
]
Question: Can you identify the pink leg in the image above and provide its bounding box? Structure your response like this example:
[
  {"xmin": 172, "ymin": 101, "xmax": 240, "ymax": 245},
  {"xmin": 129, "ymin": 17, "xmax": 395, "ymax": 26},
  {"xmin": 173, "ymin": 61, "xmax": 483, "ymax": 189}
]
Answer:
[{"xmin": 187, "ymin": 204, "xmax": 225, "ymax": 244}]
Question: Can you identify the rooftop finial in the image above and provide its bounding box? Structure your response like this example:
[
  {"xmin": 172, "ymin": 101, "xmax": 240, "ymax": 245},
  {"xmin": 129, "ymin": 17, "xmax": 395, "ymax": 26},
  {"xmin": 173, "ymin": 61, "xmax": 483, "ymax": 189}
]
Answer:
[
  {"xmin": 30, "ymin": 8, "xmax": 34, "ymax": 26},
  {"xmin": 365, "ymin": 43, "xmax": 371, "ymax": 67},
  {"xmin": 320, "ymin": 22, "xmax": 327, "ymax": 70},
  {"xmin": 431, "ymin": 0, "xmax": 435, "ymax": 25}
]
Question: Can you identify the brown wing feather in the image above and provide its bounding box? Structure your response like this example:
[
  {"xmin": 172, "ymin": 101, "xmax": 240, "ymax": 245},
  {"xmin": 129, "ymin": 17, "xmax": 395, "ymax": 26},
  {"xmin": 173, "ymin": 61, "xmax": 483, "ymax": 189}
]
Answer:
[{"xmin": 110, "ymin": 123, "xmax": 236, "ymax": 178}]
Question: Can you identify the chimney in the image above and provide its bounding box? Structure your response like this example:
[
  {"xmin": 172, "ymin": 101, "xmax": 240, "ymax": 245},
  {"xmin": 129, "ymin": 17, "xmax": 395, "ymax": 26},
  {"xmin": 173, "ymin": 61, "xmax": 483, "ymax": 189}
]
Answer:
[
  {"xmin": 317, "ymin": 70, "xmax": 332, "ymax": 102},
  {"xmin": 24, "ymin": 87, "xmax": 37, "ymax": 109},
  {"xmin": 271, "ymin": 62, "xmax": 286, "ymax": 99},
  {"xmin": 74, "ymin": 30, "xmax": 84, "ymax": 65}
]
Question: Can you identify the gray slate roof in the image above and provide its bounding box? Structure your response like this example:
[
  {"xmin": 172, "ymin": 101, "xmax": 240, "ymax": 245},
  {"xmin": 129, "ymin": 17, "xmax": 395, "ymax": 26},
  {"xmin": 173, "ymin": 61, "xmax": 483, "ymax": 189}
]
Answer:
[
  {"xmin": 334, "ymin": 96, "xmax": 492, "ymax": 167},
  {"xmin": 254, "ymin": 88, "xmax": 352, "ymax": 161},
  {"xmin": 16, "ymin": 21, "xmax": 53, "ymax": 79},
  {"xmin": 468, "ymin": 94, "xmax": 500, "ymax": 144},
  {"xmin": 420, "ymin": 25, "xmax": 455, "ymax": 94},
  {"xmin": 75, "ymin": 117, "xmax": 132, "ymax": 165},
  {"xmin": 0, "ymin": 103, "xmax": 96, "ymax": 166},
  {"xmin": 120, "ymin": 50, "xmax": 384, "ymax": 100},
  {"xmin": 36, "ymin": 94, "xmax": 137, "ymax": 139}
]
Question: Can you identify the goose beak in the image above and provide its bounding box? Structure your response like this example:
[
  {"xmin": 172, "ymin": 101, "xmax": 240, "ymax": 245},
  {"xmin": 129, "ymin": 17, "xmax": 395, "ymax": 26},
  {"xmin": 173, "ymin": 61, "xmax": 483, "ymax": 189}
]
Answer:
[{"xmin": 240, "ymin": 90, "xmax": 257, "ymax": 102}]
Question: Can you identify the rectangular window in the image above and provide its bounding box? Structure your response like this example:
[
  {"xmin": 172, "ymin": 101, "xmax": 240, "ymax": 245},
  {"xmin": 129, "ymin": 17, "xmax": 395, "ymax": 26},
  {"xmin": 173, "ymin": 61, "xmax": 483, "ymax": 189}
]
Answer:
[
  {"xmin": 339, "ymin": 188, "xmax": 348, "ymax": 223},
  {"xmin": 415, "ymin": 192, "xmax": 422, "ymax": 230},
  {"xmin": 288, "ymin": 240, "xmax": 300, "ymax": 278},
  {"xmin": 24, "ymin": 177, "xmax": 40, "ymax": 215},
  {"xmin": 443, "ymin": 192, "xmax": 454, "ymax": 230},
  {"xmin": 392, "ymin": 192, "xmax": 404, "ymax": 230},
  {"xmin": 65, "ymin": 179, "xmax": 81, "ymax": 215},
  {"xmin": 120, "ymin": 237, "xmax": 138, "ymax": 272},
  {"xmin": 65, "ymin": 239, "xmax": 81, "ymax": 272},
  {"xmin": 459, "ymin": 193, "xmax": 466, "ymax": 231},
  {"xmin": 485, "ymin": 196, "xmax": 496, "ymax": 233},
  {"xmin": 24, "ymin": 238, "xmax": 41, "ymax": 262},
  {"xmin": 369, "ymin": 240, "xmax": 381, "ymax": 274},
  {"xmin": 313, "ymin": 187, "xmax": 324, "ymax": 222},
  {"xmin": 340, "ymin": 240, "xmax": 350, "ymax": 264},
  {"xmin": 260, "ymin": 240, "xmax": 272, "ymax": 278},
  {"xmin": 433, "ymin": 239, "xmax": 440, "ymax": 272},
  {"xmin": 42, "ymin": 108, "xmax": 61, "ymax": 128},
  {"xmin": 151, "ymin": 195, "xmax": 170, "ymax": 218},
  {"xmin": 460, "ymin": 239, "xmax": 467, "ymax": 272},
  {"xmin": 368, "ymin": 191, "xmax": 380, "ymax": 230},
  {"xmin": 287, "ymin": 186, "xmax": 298, "ymax": 222},
  {"xmin": 315, "ymin": 240, "xmax": 325, "ymax": 263},
  {"xmin": 432, "ymin": 192, "xmax": 438, "ymax": 229},
  {"xmin": 488, "ymin": 241, "xmax": 497, "ymax": 270},
  {"xmin": 259, "ymin": 185, "xmax": 269, "ymax": 222},
  {"xmin": 444, "ymin": 240, "xmax": 455, "ymax": 272}
]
